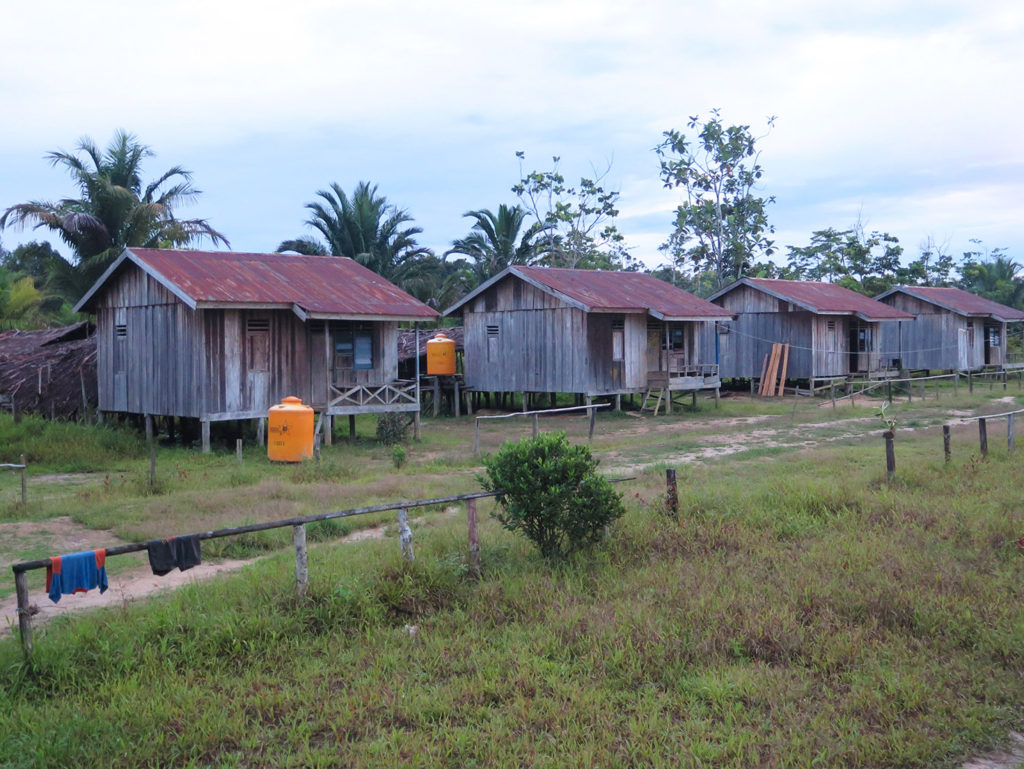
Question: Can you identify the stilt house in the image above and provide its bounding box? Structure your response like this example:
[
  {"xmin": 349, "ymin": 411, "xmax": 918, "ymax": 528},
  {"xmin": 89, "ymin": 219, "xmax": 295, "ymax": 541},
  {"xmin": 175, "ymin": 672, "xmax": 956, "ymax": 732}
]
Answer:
[
  {"xmin": 74, "ymin": 249, "xmax": 439, "ymax": 445},
  {"xmin": 706, "ymin": 278, "xmax": 913, "ymax": 384},
  {"xmin": 443, "ymin": 266, "xmax": 733, "ymax": 403},
  {"xmin": 874, "ymin": 285, "xmax": 1024, "ymax": 371}
]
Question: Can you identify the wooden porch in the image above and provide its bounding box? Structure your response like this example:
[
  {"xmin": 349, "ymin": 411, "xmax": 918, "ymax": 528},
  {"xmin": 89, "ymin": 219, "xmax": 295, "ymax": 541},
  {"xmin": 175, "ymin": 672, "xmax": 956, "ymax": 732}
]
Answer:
[{"xmin": 326, "ymin": 379, "xmax": 419, "ymax": 415}]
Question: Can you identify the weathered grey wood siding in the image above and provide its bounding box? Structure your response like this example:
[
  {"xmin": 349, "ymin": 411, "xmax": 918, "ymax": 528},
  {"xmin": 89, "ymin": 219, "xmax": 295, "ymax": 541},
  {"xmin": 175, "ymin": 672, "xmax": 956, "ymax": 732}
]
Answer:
[
  {"xmin": 93, "ymin": 262, "xmax": 405, "ymax": 420},
  {"xmin": 876, "ymin": 292, "xmax": 1004, "ymax": 370},
  {"xmin": 709, "ymin": 286, "xmax": 816, "ymax": 378},
  {"xmin": 459, "ymin": 274, "xmax": 680, "ymax": 395},
  {"xmin": 709, "ymin": 284, "xmax": 907, "ymax": 379},
  {"xmin": 94, "ymin": 268, "xmax": 204, "ymax": 417},
  {"xmin": 203, "ymin": 309, "xmax": 317, "ymax": 417}
]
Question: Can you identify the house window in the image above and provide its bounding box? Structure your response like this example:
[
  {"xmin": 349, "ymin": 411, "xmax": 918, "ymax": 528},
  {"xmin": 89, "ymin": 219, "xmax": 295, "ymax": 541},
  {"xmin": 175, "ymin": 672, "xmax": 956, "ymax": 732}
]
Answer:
[
  {"xmin": 851, "ymin": 323, "xmax": 872, "ymax": 353},
  {"xmin": 246, "ymin": 318, "xmax": 270, "ymax": 372},
  {"xmin": 612, "ymin": 319, "xmax": 625, "ymax": 362},
  {"xmin": 989, "ymin": 327, "xmax": 1001, "ymax": 347},
  {"xmin": 333, "ymin": 324, "xmax": 374, "ymax": 375}
]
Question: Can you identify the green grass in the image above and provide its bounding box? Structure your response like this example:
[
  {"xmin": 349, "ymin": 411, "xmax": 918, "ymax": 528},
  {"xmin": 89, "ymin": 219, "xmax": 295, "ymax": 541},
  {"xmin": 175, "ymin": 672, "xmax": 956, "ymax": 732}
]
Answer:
[{"xmin": 0, "ymin": 410, "xmax": 1021, "ymax": 766}]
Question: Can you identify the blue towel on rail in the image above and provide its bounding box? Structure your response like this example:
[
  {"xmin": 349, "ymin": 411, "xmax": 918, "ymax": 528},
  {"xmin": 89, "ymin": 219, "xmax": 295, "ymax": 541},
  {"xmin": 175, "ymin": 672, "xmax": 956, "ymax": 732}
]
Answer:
[{"xmin": 46, "ymin": 549, "xmax": 108, "ymax": 603}]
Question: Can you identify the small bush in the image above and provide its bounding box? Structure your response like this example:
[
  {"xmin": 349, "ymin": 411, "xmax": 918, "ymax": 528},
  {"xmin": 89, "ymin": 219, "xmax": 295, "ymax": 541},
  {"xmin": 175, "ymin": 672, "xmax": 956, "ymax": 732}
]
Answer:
[
  {"xmin": 392, "ymin": 445, "xmax": 407, "ymax": 470},
  {"xmin": 376, "ymin": 413, "xmax": 408, "ymax": 446},
  {"xmin": 480, "ymin": 431, "xmax": 624, "ymax": 559}
]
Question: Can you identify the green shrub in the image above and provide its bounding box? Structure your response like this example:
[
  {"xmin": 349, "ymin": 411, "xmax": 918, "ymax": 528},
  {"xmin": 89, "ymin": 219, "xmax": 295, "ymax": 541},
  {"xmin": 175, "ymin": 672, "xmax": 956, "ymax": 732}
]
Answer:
[
  {"xmin": 375, "ymin": 413, "xmax": 408, "ymax": 446},
  {"xmin": 391, "ymin": 444, "xmax": 407, "ymax": 470},
  {"xmin": 480, "ymin": 431, "xmax": 624, "ymax": 559}
]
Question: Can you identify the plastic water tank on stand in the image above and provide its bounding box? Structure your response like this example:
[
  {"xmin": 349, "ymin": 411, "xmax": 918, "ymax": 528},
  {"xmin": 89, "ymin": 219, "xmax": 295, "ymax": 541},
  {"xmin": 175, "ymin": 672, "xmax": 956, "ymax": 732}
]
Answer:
[
  {"xmin": 267, "ymin": 396, "xmax": 314, "ymax": 462},
  {"xmin": 426, "ymin": 332, "xmax": 456, "ymax": 375}
]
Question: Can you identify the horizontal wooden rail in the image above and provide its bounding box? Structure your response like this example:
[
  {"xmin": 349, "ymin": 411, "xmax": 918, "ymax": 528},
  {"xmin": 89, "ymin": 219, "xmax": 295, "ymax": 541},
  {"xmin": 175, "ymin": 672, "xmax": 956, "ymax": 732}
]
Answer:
[
  {"xmin": 473, "ymin": 403, "xmax": 611, "ymax": 453},
  {"xmin": 11, "ymin": 476, "xmax": 632, "ymax": 657}
]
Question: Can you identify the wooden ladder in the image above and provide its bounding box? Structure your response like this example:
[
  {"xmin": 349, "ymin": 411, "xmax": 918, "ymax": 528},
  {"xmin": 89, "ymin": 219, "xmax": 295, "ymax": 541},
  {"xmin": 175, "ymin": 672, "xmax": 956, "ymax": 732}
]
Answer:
[{"xmin": 640, "ymin": 388, "xmax": 665, "ymax": 416}]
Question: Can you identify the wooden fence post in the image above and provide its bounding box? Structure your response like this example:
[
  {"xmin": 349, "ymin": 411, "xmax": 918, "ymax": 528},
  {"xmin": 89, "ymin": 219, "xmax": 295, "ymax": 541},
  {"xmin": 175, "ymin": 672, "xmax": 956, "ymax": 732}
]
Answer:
[
  {"xmin": 398, "ymin": 508, "xmax": 414, "ymax": 561},
  {"xmin": 831, "ymin": 382, "xmax": 836, "ymax": 409},
  {"xmin": 588, "ymin": 406, "xmax": 597, "ymax": 440},
  {"xmin": 257, "ymin": 417, "xmax": 265, "ymax": 447},
  {"xmin": 466, "ymin": 498, "xmax": 480, "ymax": 578},
  {"xmin": 20, "ymin": 453, "xmax": 26, "ymax": 505},
  {"xmin": 236, "ymin": 438, "xmax": 243, "ymax": 463},
  {"xmin": 313, "ymin": 433, "xmax": 321, "ymax": 463},
  {"xmin": 968, "ymin": 371, "xmax": 974, "ymax": 394},
  {"xmin": 473, "ymin": 418, "xmax": 480, "ymax": 455},
  {"xmin": 293, "ymin": 524, "xmax": 308, "ymax": 597},
  {"xmin": 943, "ymin": 425, "xmax": 951, "ymax": 463},
  {"xmin": 1008, "ymin": 413, "xmax": 1016, "ymax": 452},
  {"xmin": 954, "ymin": 371, "xmax": 959, "ymax": 396},
  {"xmin": 884, "ymin": 431, "xmax": 896, "ymax": 482},
  {"xmin": 149, "ymin": 441, "xmax": 157, "ymax": 492},
  {"xmin": 665, "ymin": 468, "xmax": 678, "ymax": 516},
  {"xmin": 887, "ymin": 380, "xmax": 893, "ymax": 404},
  {"xmin": 979, "ymin": 418, "xmax": 988, "ymax": 457},
  {"xmin": 15, "ymin": 570, "xmax": 32, "ymax": 658}
]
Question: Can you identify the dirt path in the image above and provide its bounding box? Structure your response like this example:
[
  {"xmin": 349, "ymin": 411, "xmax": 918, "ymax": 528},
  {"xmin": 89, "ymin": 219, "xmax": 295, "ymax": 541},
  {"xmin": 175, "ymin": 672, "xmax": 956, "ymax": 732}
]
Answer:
[{"xmin": 600, "ymin": 400, "xmax": 997, "ymax": 475}]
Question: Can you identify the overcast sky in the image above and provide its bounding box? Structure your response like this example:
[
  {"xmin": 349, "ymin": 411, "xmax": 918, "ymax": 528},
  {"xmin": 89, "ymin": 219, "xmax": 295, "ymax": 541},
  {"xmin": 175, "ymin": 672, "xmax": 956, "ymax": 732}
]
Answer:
[{"xmin": 1, "ymin": 0, "xmax": 1021, "ymax": 273}]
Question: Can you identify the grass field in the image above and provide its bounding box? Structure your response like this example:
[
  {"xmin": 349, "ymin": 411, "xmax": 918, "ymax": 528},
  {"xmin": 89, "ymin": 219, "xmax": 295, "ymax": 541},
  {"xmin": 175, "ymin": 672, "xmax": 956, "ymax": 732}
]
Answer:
[{"xmin": 0, "ymin": 390, "xmax": 1022, "ymax": 767}]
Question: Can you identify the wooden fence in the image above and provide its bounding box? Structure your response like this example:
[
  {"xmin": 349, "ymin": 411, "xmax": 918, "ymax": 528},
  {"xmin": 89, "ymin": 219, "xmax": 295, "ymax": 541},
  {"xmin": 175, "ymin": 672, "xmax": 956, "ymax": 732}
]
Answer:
[
  {"xmin": 11, "ymin": 475, "xmax": 631, "ymax": 658},
  {"xmin": 11, "ymin": 490, "xmax": 498, "ymax": 658},
  {"xmin": 945, "ymin": 406, "xmax": 1024, "ymax": 461},
  {"xmin": 472, "ymin": 403, "xmax": 610, "ymax": 454},
  {"xmin": 1, "ymin": 454, "xmax": 27, "ymax": 505}
]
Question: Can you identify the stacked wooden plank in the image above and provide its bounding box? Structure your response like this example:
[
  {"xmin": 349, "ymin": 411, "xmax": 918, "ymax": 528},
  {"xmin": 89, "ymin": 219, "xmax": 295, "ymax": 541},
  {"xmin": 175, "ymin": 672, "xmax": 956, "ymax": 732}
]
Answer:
[{"xmin": 758, "ymin": 343, "xmax": 790, "ymax": 396}]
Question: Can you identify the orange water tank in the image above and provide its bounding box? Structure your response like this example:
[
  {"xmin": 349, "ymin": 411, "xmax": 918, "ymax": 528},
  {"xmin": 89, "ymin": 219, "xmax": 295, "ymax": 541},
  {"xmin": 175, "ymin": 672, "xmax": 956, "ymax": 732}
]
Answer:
[
  {"xmin": 267, "ymin": 396, "xmax": 314, "ymax": 462},
  {"xmin": 426, "ymin": 332, "xmax": 456, "ymax": 375}
]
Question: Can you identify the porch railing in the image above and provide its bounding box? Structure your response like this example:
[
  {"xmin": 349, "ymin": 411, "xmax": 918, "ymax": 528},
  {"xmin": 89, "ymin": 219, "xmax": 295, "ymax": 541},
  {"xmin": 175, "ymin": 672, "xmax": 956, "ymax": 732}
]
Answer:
[{"xmin": 328, "ymin": 379, "xmax": 418, "ymax": 410}]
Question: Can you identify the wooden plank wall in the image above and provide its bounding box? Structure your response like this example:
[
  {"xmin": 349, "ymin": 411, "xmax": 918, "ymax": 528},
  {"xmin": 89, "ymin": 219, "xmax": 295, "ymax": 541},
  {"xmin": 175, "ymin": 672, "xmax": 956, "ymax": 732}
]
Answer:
[
  {"xmin": 460, "ymin": 275, "xmax": 656, "ymax": 395},
  {"xmin": 95, "ymin": 268, "xmax": 204, "ymax": 417},
  {"xmin": 876, "ymin": 292, "xmax": 1002, "ymax": 370},
  {"xmin": 94, "ymin": 263, "xmax": 404, "ymax": 420}
]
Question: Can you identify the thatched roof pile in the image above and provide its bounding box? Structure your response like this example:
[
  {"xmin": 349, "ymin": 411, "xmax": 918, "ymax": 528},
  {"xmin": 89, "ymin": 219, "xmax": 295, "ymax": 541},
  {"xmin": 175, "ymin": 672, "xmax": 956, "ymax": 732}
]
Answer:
[
  {"xmin": 397, "ymin": 326, "xmax": 464, "ymax": 362},
  {"xmin": 0, "ymin": 322, "xmax": 97, "ymax": 420}
]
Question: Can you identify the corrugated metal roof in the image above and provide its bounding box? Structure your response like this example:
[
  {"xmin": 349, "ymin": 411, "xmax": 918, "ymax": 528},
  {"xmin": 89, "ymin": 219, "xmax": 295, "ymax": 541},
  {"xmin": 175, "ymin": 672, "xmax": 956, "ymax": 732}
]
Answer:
[
  {"xmin": 732, "ymin": 278, "xmax": 913, "ymax": 321},
  {"xmin": 512, "ymin": 266, "xmax": 734, "ymax": 319},
  {"xmin": 884, "ymin": 285, "xmax": 1024, "ymax": 321},
  {"xmin": 88, "ymin": 249, "xmax": 438, "ymax": 319}
]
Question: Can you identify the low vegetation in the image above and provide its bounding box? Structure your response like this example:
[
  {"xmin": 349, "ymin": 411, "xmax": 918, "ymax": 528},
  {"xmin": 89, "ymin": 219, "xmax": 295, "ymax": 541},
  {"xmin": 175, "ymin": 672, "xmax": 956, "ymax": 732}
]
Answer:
[{"xmin": 0, "ymin": 394, "xmax": 1021, "ymax": 767}]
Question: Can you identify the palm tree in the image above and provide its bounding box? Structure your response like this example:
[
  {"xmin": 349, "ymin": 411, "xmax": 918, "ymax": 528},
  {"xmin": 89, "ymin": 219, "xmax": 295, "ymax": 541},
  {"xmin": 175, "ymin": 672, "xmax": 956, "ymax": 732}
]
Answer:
[
  {"xmin": 0, "ymin": 131, "xmax": 228, "ymax": 302},
  {"xmin": 278, "ymin": 181, "xmax": 434, "ymax": 289},
  {"xmin": 446, "ymin": 205, "xmax": 551, "ymax": 286},
  {"xmin": 961, "ymin": 254, "xmax": 1024, "ymax": 308}
]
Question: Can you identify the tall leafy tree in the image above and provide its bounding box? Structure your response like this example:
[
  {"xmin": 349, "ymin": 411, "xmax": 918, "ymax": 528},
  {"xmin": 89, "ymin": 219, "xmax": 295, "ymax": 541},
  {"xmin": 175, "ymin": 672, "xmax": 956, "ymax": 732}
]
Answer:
[
  {"xmin": 656, "ymin": 110, "xmax": 776, "ymax": 288},
  {"xmin": 785, "ymin": 225, "xmax": 903, "ymax": 295},
  {"xmin": 513, "ymin": 153, "xmax": 635, "ymax": 270},
  {"xmin": 446, "ymin": 204, "xmax": 551, "ymax": 284},
  {"xmin": 0, "ymin": 131, "xmax": 228, "ymax": 302},
  {"xmin": 278, "ymin": 181, "xmax": 435, "ymax": 291}
]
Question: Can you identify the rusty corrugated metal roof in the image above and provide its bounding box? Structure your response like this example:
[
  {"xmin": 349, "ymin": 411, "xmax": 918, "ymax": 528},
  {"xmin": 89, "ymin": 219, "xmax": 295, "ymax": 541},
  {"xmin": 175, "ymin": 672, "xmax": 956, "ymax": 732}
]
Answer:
[
  {"xmin": 80, "ymin": 249, "xmax": 438, "ymax": 320},
  {"xmin": 881, "ymin": 285, "xmax": 1024, "ymax": 321},
  {"xmin": 511, "ymin": 266, "xmax": 734, "ymax": 319},
  {"xmin": 725, "ymin": 278, "xmax": 913, "ymax": 321}
]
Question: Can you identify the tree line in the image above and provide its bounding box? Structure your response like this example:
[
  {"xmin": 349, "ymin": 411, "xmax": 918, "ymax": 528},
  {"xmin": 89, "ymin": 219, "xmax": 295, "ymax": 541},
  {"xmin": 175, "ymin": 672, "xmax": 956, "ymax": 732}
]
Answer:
[{"xmin": 2, "ymin": 122, "xmax": 1021, "ymax": 330}]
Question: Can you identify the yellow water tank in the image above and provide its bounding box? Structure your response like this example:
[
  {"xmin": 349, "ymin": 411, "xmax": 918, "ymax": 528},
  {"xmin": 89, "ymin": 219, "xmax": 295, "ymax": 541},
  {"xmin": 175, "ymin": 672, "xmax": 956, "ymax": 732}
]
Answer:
[
  {"xmin": 267, "ymin": 396, "xmax": 314, "ymax": 462},
  {"xmin": 426, "ymin": 332, "xmax": 456, "ymax": 375}
]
